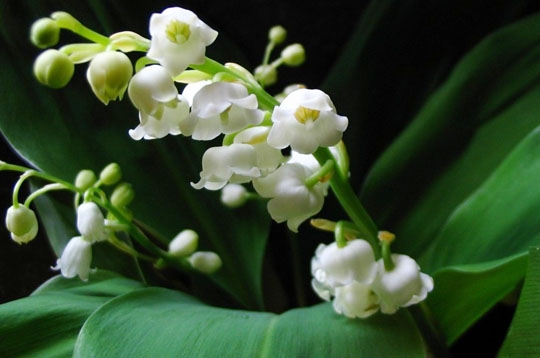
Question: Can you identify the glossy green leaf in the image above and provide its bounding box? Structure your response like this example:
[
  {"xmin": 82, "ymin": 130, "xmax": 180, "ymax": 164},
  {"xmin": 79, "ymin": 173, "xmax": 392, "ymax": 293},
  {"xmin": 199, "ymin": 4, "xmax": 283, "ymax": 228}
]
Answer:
[
  {"xmin": 361, "ymin": 11, "xmax": 540, "ymax": 258},
  {"xmin": 427, "ymin": 253, "xmax": 527, "ymax": 345},
  {"xmin": 0, "ymin": 1, "xmax": 268, "ymax": 309},
  {"xmin": 499, "ymin": 247, "xmax": 540, "ymax": 356},
  {"xmin": 74, "ymin": 287, "xmax": 426, "ymax": 357},
  {"xmin": 0, "ymin": 270, "xmax": 144, "ymax": 357},
  {"xmin": 420, "ymin": 126, "xmax": 540, "ymax": 270}
]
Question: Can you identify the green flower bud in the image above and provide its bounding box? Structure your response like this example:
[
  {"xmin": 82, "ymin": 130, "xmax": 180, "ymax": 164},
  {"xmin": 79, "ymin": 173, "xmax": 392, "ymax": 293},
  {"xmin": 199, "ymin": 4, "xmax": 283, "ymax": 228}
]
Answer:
[
  {"xmin": 188, "ymin": 251, "xmax": 222, "ymax": 274},
  {"xmin": 254, "ymin": 64, "xmax": 277, "ymax": 87},
  {"xmin": 33, "ymin": 49, "xmax": 74, "ymax": 89},
  {"xmin": 5, "ymin": 205, "xmax": 38, "ymax": 244},
  {"xmin": 87, "ymin": 51, "xmax": 133, "ymax": 105},
  {"xmin": 75, "ymin": 169, "xmax": 97, "ymax": 190},
  {"xmin": 110, "ymin": 182, "xmax": 135, "ymax": 208},
  {"xmin": 168, "ymin": 229, "xmax": 198, "ymax": 257},
  {"xmin": 30, "ymin": 18, "xmax": 60, "ymax": 49},
  {"xmin": 99, "ymin": 163, "xmax": 122, "ymax": 186},
  {"xmin": 269, "ymin": 25, "xmax": 287, "ymax": 44},
  {"xmin": 281, "ymin": 43, "xmax": 305, "ymax": 67}
]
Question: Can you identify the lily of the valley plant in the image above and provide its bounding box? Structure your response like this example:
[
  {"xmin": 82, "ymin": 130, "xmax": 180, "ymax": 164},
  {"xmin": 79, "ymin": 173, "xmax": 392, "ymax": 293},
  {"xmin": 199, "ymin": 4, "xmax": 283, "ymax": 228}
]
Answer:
[{"xmin": 2, "ymin": 2, "xmax": 540, "ymax": 357}]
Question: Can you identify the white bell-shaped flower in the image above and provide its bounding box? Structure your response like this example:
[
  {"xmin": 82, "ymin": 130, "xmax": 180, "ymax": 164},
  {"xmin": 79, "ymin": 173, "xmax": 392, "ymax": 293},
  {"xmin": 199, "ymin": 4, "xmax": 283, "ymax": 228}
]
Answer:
[
  {"xmin": 147, "ymin": 7, "xmax": 218, "ymax": 76},
  {"xmin": 333, "ymin": 281, "xmax": 380, "ymax": 319},
  {"xmin": 180, "ymin": 82, "xmax": 264, "ymax": 140},
  {"xmin": 52, "ymin": 236, "xmax": 93, "ymax": 281},
  {"xmin": 127, "ymin": 65, "xmax": 189, "ymax": 140},
  {"xmin": 129, "ymin": 96, "xmax": 189, "ymax": 140},
  {"xmin": 191, "ymin": 144, "xmax": 261, "ymax": 190},
  {"xmin": 233, "ymin": 126, "xmax": 283, "ymax": 175},
  {"xmin": 311, "ymin": 239, "xmax": 377, "ymax": 288},
  {"xmin": 267, "ymin": 88, "xmax": 348, "ymax": 154},
  {"xmin": 220, "ymin": 184, "xmax": 248, "ymax": 208},
  {"xmin": 86, "ymin": 51, "xmax": 133, "ymax": 105},
  {"xmin": 252, "ymin": 163, "xmax": 326, "ymax": 232},
  {"xmin": 168, "ymin": 229, "xmax": 198, "ymax": 257},
  {"xmin": 77, "ymin": 202, "xmax": 109, "ymax": 243},
  {"xmin": 371, "ymin": 254, "xmax": 434, "ymax": 314}
]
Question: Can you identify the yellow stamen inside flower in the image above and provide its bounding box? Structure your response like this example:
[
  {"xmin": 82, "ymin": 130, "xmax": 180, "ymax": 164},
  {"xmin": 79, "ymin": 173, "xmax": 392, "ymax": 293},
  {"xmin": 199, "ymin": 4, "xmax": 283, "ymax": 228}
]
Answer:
[
  {"xmin": 294, "ymin": 106, "xmax": 320, "ymax": 125},
  {"xmin": 165, "ymin": 20, "xmax": 191, "ymax": 44}
]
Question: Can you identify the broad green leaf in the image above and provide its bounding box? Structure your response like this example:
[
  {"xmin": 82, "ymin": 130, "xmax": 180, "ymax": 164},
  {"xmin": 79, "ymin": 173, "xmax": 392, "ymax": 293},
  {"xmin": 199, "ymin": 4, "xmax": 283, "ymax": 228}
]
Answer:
[
  {"xmin": 499, "ymin": 247, "xmax": 540, "ymax": 356},
  {"xmin": 74, "ymin": 287, "xmax": 426, "ymax": 357},
  {"xmin": 0, "ymin": 270, "xmax": 144, "ymax": 357},
  {"xmin": 420, "ymin": 126, "xmax": 540, "ymax": 270},
  {"xmin": 0, "ymin": 1, "xmax": 268, "ymax": 309},
  {"xmin": 361, "ymin": 11, "xmax": 540, "ymax": 258},
  {"xmin": 427, "ymin": 253, "xmax": 527, "ymax": 345}
]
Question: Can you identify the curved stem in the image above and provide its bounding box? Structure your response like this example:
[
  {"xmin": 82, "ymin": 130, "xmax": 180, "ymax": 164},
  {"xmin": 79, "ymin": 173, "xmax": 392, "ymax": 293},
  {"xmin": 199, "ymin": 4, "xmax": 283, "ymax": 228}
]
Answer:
[{"xmin": 313, "ymin": 147, "xmax": 380, "ymax": 257}]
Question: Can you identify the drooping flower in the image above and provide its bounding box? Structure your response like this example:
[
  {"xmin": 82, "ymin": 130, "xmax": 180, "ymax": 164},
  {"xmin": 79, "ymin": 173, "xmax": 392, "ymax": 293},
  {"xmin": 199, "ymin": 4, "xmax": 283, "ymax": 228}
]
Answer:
[
  {"xmin": 5, "ymin": 204, "xmax": 39, "ymax": 244},
  {"xmin": 76, "ymin": 202, "xmax": 109, "ymax": 243},
  {"xmin": 180, "ymin": 82, "xmax": 264, "ymax": 140},
  {"xmin": 233, "ymin": 126, "xmax": 283, "ymax": 175},
  {"xmin": 332, "ymin": 281, "xmax": 380, "ymax": 319},
  {"xmin": 127, "ymin": 65, "xmax": 189, "ymax": 139},
  {"xmin": 86, "ymin": 51, "xmax": 133, "ymax": 105},
  {"xmin": 147, "ymin": 7, "xmax": 218, "ymax": 76},
  {"xmin": 311, "ymin": 239, "xmax": 377, "ymax": 288},
  {"xmin": 371, "ymin": 254, "xmax": 434, "ymax": 314},
  {"xmin": 253, "ymin": 162, "xmax": 326, "ymax": 232},
  {"xmin": 191, "ymin": 144, "xmax": 261, "ymax": 190},
  {"xmin": 267, "ymin": 88, "xmax": 348, "ymax": 154},
  {"xmin": 52, "ymin": 236, "xmax": 93, "ymax": 281}
]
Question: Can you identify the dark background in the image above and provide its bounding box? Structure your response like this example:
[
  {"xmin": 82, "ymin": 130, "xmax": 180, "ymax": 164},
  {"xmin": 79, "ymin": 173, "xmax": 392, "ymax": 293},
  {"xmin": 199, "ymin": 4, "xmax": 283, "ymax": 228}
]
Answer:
[{"xmin": 1, "ymin": 0, "xmax": 540, "ymax": 355}]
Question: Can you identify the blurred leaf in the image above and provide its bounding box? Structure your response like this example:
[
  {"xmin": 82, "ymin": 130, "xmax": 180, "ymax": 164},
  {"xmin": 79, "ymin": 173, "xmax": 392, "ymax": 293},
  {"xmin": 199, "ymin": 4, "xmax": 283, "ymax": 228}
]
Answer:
[
  {"xmin": 0, "ymin": 270, "xmax": 143, "ymax": 357},
  {"xmin": 0, "ymin": 1, "xmax": 268, "ymax": 309},
  {"xmin": 322, "ymin": 0, "xmax": 540, "ymax": 180},
  {"xmin": 361, "ymin": 11, "xmax": 540, "ymax": 259},
  {"xmin": 499, "ymin": 247, "xmax": 540, "ymax": 356},
  {"xmin": 427, "ymin": 252, "xmax": 527, "ymax": 345},
  {"xmin": 74, "ymin": 286, "xmax": 426, "ymax": 357}
]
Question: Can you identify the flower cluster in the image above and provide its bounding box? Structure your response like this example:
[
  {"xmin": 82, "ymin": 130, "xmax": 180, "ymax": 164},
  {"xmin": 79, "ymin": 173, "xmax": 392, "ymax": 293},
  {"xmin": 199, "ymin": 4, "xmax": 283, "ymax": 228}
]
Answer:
[
  {"xmin": 22, "ymin": 5, "xmax": 435, "ymax": 320},
  {"xmin": 311, "ymin": 238, "xmax": 433, "ymax": 318}
]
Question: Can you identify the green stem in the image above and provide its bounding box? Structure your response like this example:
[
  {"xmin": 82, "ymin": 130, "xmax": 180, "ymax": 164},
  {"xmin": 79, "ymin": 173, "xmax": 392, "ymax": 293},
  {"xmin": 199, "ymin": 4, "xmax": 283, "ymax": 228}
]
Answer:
[
  {"xmin": 24, "ymin": 183, "xmax": 67, "ymax": 207},
  {"xmin": 304, "ymin": 160, "xmax": 334, "ymax": 188},
  {"xmin": 313, "ymin": 147, "xmax": 380, "ymax": 257}
]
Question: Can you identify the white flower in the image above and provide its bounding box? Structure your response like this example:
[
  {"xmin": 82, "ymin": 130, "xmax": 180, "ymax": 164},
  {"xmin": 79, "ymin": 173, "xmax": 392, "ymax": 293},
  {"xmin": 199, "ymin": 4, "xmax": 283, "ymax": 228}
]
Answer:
[
  {"xmin": 169, "ymin": 229, "xmax": 198, "ymax": 257},
  {"xmin": 311, "ymin": 239, "xmax": 377, "ymax": 288},
  {"xmin": 127, "ymin": 65, "xmax": 189, "ymax": 140},
  {"xmin": 333, "ymin": 281, "xmax": 380, "ymax": 319},
  {"xmin": 233, "ymin": 126, "xmax": 283, "ymax": 175},
  {"xmin": 129, "ymin": 97, "xmax": 189, "ymax": 140},
  {"xmin": 188, "ymin": 251, "xmax": 222, "ymax": 274},
  {"xmin": 147, "ymin": 7, "xmax": 218, "ymax": 76},
  {"xmin": 267, "ymin": 88, "xmax": 348, "ymax": 154},
  {"xmin": 220, "ymin": 184, "xmax": 248, "ymax": 208},
  {"xmin": 52, "ymin": 236, "xmax": 93, "ymax": 281},
  {"xmin": 371, "ymin": 254, "xmax": 434, "ymax": 314},
  {"xmin": 86, "ymin": 51, "xmax": 133, "ymax": 105},
  {"xmin": 180, "ymin": 82, "xmax": 264, "ymax": 140},
  {"xmin": 76, "ymin": 202, "xmax": 108, "ymax": 243},
  {"xmin": 191, "ymin": 144, "xmax": 261, "ymax": 190},
  {"xmin": 252, "ymin": 163, "xmax": 326, "ymax": 232}
]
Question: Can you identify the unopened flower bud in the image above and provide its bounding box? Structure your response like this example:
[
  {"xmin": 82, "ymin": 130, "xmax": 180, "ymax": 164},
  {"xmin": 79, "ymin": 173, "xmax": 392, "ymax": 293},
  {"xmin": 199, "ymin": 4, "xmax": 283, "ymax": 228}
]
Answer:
[
  {"xmin": 168, "ymin": 229, "xmax": 198, "ymax": 257},
  {"xmin": 220, "ymin": 184, "xmax": 248, "ymax": 208},
  {"xmin": 86, "ymin": 51, "xmax": 133, "ymax": 105},
  {"xmin": 50, "ymin": 12, "xmax": 80, "ymax": 32},
  {"xmin": 188, "ymin": 251, "xmax": 222, "ymax": 274},
  {"xmin": 269, "ymin": 25, "xmax": 287, "ymax": 44},
  {"xmin": 33, "ymin": 49, "xmax": 74, "ymax": 89},
  {"xmin": 99, "ymin": 163, "xmax": 122, "ymax": 186},
  {"xmin": 75, "ymin": 169, "xmax": 97, "ymax": 190},
  {"xmin": 254, "ymin": 65, "xmax": 277, "ymax": 87},
  {"xmin": 5, "ymin": 205, "xmax": 38, "ymax": 244},
  {"xmin": 281, "ymin": 44, "xmax": 305, "ymax": 67},
  {"xmin": 30, "ymin": 18, "xmax": 60, "ymax": 49},
  {"xmin": 110, "ymin": 182, "xmax": 135, "ymax": 208}
]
